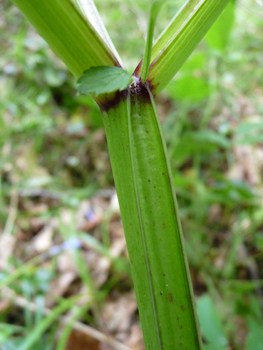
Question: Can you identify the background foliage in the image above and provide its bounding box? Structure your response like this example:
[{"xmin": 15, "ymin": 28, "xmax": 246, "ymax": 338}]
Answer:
[{"xmin": 0, "ymin": 0, "xmax": 263, "ymax": 349}]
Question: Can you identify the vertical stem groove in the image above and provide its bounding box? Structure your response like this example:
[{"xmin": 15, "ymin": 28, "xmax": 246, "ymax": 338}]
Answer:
[{"xmin": 127, "ymin": 89, "xmax": 163, "ymax": 349}]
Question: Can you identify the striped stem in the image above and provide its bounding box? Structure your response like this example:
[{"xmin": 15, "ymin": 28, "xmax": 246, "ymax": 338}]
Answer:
[{"xmin": 101, "ymin": 82, "xmax": 203, "ymax": 350}]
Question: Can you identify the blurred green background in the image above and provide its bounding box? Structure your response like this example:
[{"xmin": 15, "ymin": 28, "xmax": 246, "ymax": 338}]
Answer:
[{"xmin": 0, "ymin": 0, "xmax": 263, "ymax": 349}]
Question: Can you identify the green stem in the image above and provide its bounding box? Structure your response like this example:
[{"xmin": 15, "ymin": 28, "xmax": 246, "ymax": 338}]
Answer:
[
  {"xmin": 101, "ymin": 83, "xmax": 203, "ymax": 349},
  {"xmin": 128, "ymin": 86, "xmax": 162, "ymax": 348}
]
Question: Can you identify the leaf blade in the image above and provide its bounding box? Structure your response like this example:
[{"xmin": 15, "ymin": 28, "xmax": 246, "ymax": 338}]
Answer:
[
  {"xmin": 73, "ymin": 0, "xmax": 124, "ymax": 66},
  {"xmin": 77, "ymin": 66, "xmax": 132, "ymax": 95},
  {"xmin": 12, "ymin": 0, "xmax": 121, "ymax": 78},
  {"xmin": 147, "ymin": 0, "xmax": 231, "ymax": 95},
  {"xmin": 141, "ymin": 1, "xmax": 164, "ymax": 83}
]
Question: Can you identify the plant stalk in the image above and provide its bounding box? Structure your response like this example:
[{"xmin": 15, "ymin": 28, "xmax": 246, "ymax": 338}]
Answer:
[{"xmin": 100, "ymin": 82, "xmax": 203, "ymax": 350}]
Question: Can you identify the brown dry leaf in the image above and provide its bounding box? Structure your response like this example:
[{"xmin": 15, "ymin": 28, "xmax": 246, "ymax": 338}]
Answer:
[
  {"xmin": 29, "ymin": 203, "xmax": 49, "ymax": 215},
  {"xmin": 65, "ymin": 326, "xmax": 132, "ymax": 350},
  {"xmin": 32, "ymin": 223, "xmax": 54, "ymax": 253},
  {"xmin": 208, "ymin": 204, "xmax": 222, "ymax": 223},
  {"xmin": 65, "ymin": 329, "xmax": 102, "ymax": 350},
  {"xmin": 110, "ymin": 235, "xmax": 127, "ymax": 259},
  {"xmin": 89, "ymin": 129, "xmax": 110, "ymax": 182},
  {"xmin": 84, "ymin": 250, "xmax": 110, "ymax": 288},
  {"xmin": 0, "ymin": 299, "xmax": 10, "ymax": 313},
  {"xmin": 60, "ymin": 209, "xmax": 74, "ymax": 227},
  {"xmin": 107, "ymin": 204, "xmax": 128, "ymax": 259},
  {"xmin": 76, "ymin": 199, "xmax": 102, "ymax": 232},
  {"xmin": 78, "ymin": 216, "xmax": 102, "ymax": 232},
  {"xmin": 29, "ymin": 217, "xmax": 46, "ymax": 234},
  {"xmin": 50, "ymin": 271, "xmax": 78, "ymax": 299},
  {"xmin": 6, "ymin": 142, "xmax": 50, "ymax": 186},
  {"xmin": 76, "ymin": 200, "xmax": 91, "ymax": 228},
  {"xmin": 235, "ymin": 94, "xmax": 257, "ymax": 118},
  {"xmin": 0, "ymin": 232, "xmax": 16, "ymax": 269},
  {"xmin": 109, "ymin": 193, "xmax": 120, "ymax": 214},
  {"xmin": 233, "ymin": 316, "xmax": 248, "ymax": 348},
  {"xmin": 227, "ymin": 144, "xmax": 263, "ymax": 186},
  {"xmin": 109, "ymin": 220, "xmax": 126, "ymax": 258},
  {"xmin": 99, "ymin": 291, "xmax": 138, "ymax": 343},
  {"xmin": 125, "ymin": 324, "xmax": 145, "ymax": 350},
  {"xmin": 213, "ymin": 247, "xmax": 228, "ymax": 270},
  {"xmin": 57, "ymin": 251, "xmax": 79, "ymax": 273},
  {"xmin": 46, "ymin": 251, "xmax": 80, "ymax": 303}
]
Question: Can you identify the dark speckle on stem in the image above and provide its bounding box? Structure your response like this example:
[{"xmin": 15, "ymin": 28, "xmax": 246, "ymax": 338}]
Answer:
[
  {"xmin": 180, "ymin": 305, "xmax": 186, "ymax": 312},
  {"xmin": 98, "ymin": 89, "xmax": 128, "ymax": 112},
  {"xmin": 168, "ymin": 293, "xmax": 173, "ymax": 303}
]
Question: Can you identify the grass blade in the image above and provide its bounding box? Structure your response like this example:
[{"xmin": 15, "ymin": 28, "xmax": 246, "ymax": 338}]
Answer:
[
  {"xmin": 74, "ymin": 0, "xmax": 124, "ymax": 66},
  {"xmin": 17, "ymin": 296, "xmax": 82, "ymax": 350},
  {"xmin": 151, "ymin": 0, "xmax": 202, "ymax": 62},
  {"xmin": 141, "ymin": 1, "xmax": 164, "ymax": 83},
  {"xmin": 145, "ymin": 0, "xmax": 231, "ymax": 95},
  {"xmin": 12, "ymin": 0, "xmax": 121, "ymax": 78},
  {"xmin": 55, "ymin": 304, "xmax": 90, "ymax": 350}
]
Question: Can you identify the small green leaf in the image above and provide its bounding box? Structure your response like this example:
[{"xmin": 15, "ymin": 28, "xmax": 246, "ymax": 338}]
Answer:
[{"xmin": 77, "ymin": 66, "xmax": 132, "ymax": 96}]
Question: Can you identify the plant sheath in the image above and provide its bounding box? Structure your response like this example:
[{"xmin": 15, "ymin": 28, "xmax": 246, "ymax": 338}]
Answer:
[{"xmin": 101, "ymin": 82, "xmax": 202, "ymax": 349}]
